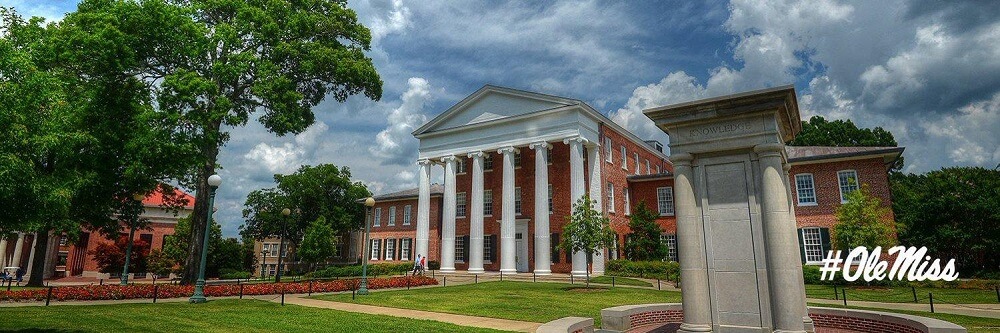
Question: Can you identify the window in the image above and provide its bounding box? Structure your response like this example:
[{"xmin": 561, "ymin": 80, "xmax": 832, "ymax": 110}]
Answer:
[
  {"xmin": 661, "ymin": 234, "xmax": 678, "ymax": 261},
  {"xmin": 605, "ymin": 138, "xmax": 613, "ymax": 162},
  {"xmin": 609, "ymin": 235, "xmax": 619, "ymax": 260},
  {"xmin": 548, "ymin": 184, "xmax": 553, "ymax": 214},
  {"xmin": 547, "ymin": 146, "xmax": 553, "ymax": 165},
  {"xmin": 795, "ymin": 174, "xmax": 817, "ymax": 205},
  {"xmin": 456, "ymin": 158, "xmax": 466, "ymax": 174},
  {"xmin": 623, "ymin": 187, "xmax": 631, "ymax": 215},
  {"xmin": 263, "ymin": 243, "xmax": 278, "ymax": 257},
  {"xmin": 400, "ymin": 239, "xmax": 412, "ymax": 261},
  {"xmin": 455, "ymin": 237, "xmax": 466, "ymax": 263},
  {"xmin": 657, "ymin": 187, "xmax": 674, "ymax": 216},
  {"xmin": 403, "ymin": 205, "xmax": 412, "ymax": 225},
  {"xmin": 515, "ymin": 187, "xmax": 522, "ymax": 215},
  {"xmin": 268, "ymin": 264, "xmax": 276, "ymax": 276},
  {"xmin": 656, "ymin": 165, "xmax": 661, "ymax": 174},
  {"xmin": 634, "ymin": 152, "xmax": 640, "ymax": 175},
  {"xmin": 484, "ymin": 154, "xmax": 494, "ymax": 170},
  {"xmin": 385, "ymin": 239, "xmax": 396, "ymax": 261},
  {"xmin": 388, "ymin": 206, "xmax": 396, "ymax": 226},
  {"xmin": 281, "ymin": 243, "xmax": 288, "ymax": 257},
  {"xmin": 838, "ymin": 170, "xmax": 859, "ymax": 203},
  {"xmin": 456, "ymin": 193, "xmax": 467, "ymax": 218},
  {"xmin": 606, "ymin": 182, "xmax": 615, "ymax": 213},
  {"xmin": 621, "ymin": 146, "xmax": 627, "ymax": 169},
  {"xmin": 514, "ymin": 151, "xmax": 522, "ymax": 168},
  {"xmin": 483, "ymin": 235, "xmax": 493, "ymax": 262},
  {"xmin": 370, "ymin": 239, "xmax": 380, "ymax": 260},
  {"xmin": 802, "ymin": 228, "xmax": 824, "ymax": 263},
  {"xmin": 646, "ymin": 160, "xmax": 651, "ymax": 174},
  {"xmin": 484, "ymin": 190, "xmax": 493, "ymax": 216},
  {"xmin": 373, "ymin": 207, "xmax": 382, "ymax": 226},
  {"xmin": 58, "ymin": 237, "xmax": 68, "ymax": 246}
]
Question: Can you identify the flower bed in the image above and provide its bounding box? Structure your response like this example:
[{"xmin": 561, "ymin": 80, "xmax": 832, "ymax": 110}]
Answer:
[{"xmin": 0, "ymin": 276, "xmax": 437, "ymax": 302}]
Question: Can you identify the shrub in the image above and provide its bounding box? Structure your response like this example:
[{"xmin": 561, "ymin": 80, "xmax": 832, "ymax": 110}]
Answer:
[
  {"xmin": 309, "ymin": 262, "xmax": 413, "ymax": 279},
  {"xmin": 428, "ymin": 260, "xmax": 441, "ymax": 270},
  {"xmin": 219, "ymin": 269, "xmax": 251, "ymax": 280},
  {"xmin": 606, "ymin": 260, "xmax": 679, "ymax": 281}
]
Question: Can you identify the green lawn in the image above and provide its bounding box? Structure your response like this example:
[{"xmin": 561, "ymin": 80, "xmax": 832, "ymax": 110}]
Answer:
[
  {"xmin": 314, "ymin": 281, "xmax": 682, "ymax": 326},
  {"xmin": 809, "ymin": 303, "xmax": 1000, "ymax": 333},
  {"xmin": 588, "ymin": 276, "xmax": 652, "ymax": 287},
  {"xmin": 805, "ymin": 284, "xmax": 1000, "ymax": 304},
  {"xmin": 1, "ymin": 299, "xmax": 508, "ymax": 332}
]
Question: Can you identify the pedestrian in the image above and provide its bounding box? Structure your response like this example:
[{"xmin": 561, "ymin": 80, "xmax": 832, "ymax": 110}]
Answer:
[
  {"xmin": 412, "ymin": 254, "xmax": 423, "ymax": 276},
  {"xmin": 15, "ymin": 267, "xmax": 25, "ymax": 285},
  {"xmin": 419, "ymin": 255, "xmax": 426, "ymax": 275}
]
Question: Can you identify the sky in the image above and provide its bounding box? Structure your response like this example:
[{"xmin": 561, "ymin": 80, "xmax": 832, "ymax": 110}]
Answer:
[{"xmin": 6, "ymin": 0, "xmax": 1000, "ymax": 237}]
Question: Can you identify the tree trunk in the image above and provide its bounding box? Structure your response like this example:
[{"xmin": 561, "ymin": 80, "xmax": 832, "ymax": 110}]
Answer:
[
  {"xmin": 181, "ymin": 130, "xmax": 221, "ymax": 285},
  {"xmin": 26, "ymin": 230, "xmax": 50, "ymax": 287}
]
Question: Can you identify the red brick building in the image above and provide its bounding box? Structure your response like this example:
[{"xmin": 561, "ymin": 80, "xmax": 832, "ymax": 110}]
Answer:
[{"xmin": 359, "ymin": 85, "xmax": 902, "ymax": 275}]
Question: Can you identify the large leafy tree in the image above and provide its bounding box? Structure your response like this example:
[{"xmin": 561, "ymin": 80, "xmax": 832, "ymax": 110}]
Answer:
[
  {"xmin": 560, "ymin": 195, "xmax": 616, "ymax": 282},
  {"xmin": 624, "ymin": 202, "xmax": 668, "ymax": 261},
  {"xmin": 832, "ymin": 184, "xmax": 896, "ymax": 252},
  {"xmin": 891, "ymin": 167, "xmax": 1000, "ymax": 276},
  {"xmin": 241, "ymin": 164, "xmax": 370, "ymax": 247},
  {"xmin": 297, "ymin": 216, "xmax": 337, "ymax": 272},
  {"xmin": 90, "ymin": 236, "xmax": 151, "ymax": 274},
  {"xmin": 59, "ymin": 0, "xmax": 383, "ymax": 284},
  {"xmin": 789, "ymin": 116, "xmax": 902, "ymax": 170}
]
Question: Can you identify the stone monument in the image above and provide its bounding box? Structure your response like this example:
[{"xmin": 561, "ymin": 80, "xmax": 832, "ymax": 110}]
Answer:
[{"xmin": 643, "ymin": 86, "xmax": 813, "ymax": 333}]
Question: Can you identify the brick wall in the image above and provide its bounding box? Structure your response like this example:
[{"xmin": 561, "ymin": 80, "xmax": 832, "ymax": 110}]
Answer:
[
  {"xmin": 789, "ymin": 158, "xmax": 895, "ymax": 231},
  {"xmin": 368, "ymin": 196, "xmax": 442, "ymax": 263},
  {"xmin": 628, "ymin": 310, "xmax": 685, "ymax": 327},
  {"xmin": 808, "ymin": 314, "xmax": 922, "ymax": 333}
]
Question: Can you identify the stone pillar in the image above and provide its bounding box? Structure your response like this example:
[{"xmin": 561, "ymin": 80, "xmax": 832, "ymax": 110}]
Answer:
[
  {"xmin": 755, "ymin": 143, "xmax": 807, "ymax": 333},
  {"xmin": 564, "ymin": 137, "xmax": 588, "ymax": 277},
  {"xmin": 11, "ymin": 232, "xmax": 25, "ymax": 267},
  {"xmin": 672, "ymin": 153, "xmax": 714, "ymax": 333},
  {"xmin": 468, "ymin": 151, "xmax": 486, "ymax": 274},
  {"xmin": 440, "ymin": 156, "xmax": 458, "ymax": 272},
  {"xmin": 0, "ymin": 237, "xmax": 8, "ymax": 268},
  {"xmin": 587, "ymin": 143, "xmax": 605, "ymax": 275},
  {"xmin": 498, "ymin": 147, "xmax": 518, "ymax": 274},
  {"xmin": 25, "ymin": 233, "xmax": 38, "ymax": 278},
  {"xmin": 416, "ymin": 159, "xmax": 432, "ymax": 264},
  {"xmin": 530, "ymin": 142, "xmax": 552, "ymax": 275},
  {"xmin": 784, "ymin": 164, "xmax": 816, "ymax": 332},
  {"xmin": 44, "ymin": 231, "xmax": 59, "ymax": 279}
]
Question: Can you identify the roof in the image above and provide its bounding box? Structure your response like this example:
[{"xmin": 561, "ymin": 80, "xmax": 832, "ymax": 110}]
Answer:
[
  {"xmin": 643, "ymin": 85, "xmax": 801, "ymax": 142},
  {"xmin": 786, "ymin": 146, "xmax": 904, "ymax": 165},
  {"xmin": 141, "ymin": 186, "xmax": 195, "ymax": 209},
  {"xmin": 372, "ymin": 183, "xmax": 444, "ymax": 201}
]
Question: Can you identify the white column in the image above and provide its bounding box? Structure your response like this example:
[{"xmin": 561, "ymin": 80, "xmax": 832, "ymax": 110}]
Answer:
[
  {"xmin": 785, "ymin": 164, "xmax": 815, "ymax": 332},
  {"xmin": 498, "ymin": 146, "xmax": 518, "ymax": 274},
  {"xmin": 468, "ymin": 151, "xmax": 486, "ymax": 274},
  {"xmin": 530, "ymin": 142, "xmax": 552, "ymax": 275},
  {"xmin": 440, "ymin": 156, "xmax": 458, "ymax": 273},
  {"xmin": 672, "ymin": 153, "xmax": 714, "ymax": 333},
  {"xmin": 11, "ymin": 232, "xmax": 25, "ymax": 267},
  {"xmin": 587, "ymin": 143, "xmax": 605, "ymax": 275},
  {"xmin": 25, "ymin": 233, "xmax": 38, "ymax": 279},
  {"xmin": 415, "ymin": 159, "xmax": 432, "ymax": 265},
  {"xmin": 0, "ymin": 237, "xmax": 8, "ymax": 268},
  {"xmin": 755, "ymin": 144, "xmax": 807, "ymax": 333},
  {"xmin": 564, "ymin": 137, "xmax": 588, "ymax": 277}
]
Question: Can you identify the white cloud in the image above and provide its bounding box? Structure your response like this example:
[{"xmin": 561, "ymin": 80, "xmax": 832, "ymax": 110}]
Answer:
[
  {"xmin": 367, "ymin": 0, "xmax": 411, "ymax": 44},
  {"xmin": 243, "ymin": 121, "xmax": 329, "ymax": 174},
  {"xmin": 370, "ymin": 77, "xmax": 432, "ymax": 165},
  {"xmin": 921, "ymin": 92, "xmax": 1000, "ymax": 166}
]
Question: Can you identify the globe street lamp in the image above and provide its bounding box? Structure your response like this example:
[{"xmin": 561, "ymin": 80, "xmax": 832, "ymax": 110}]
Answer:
[
  {"xmin": 189, "ymin": 174, "xmax": 222, "ymax": 303},
  {"xmin": 358, "ymin": 197, "xmax": 376, "ymax": 295},
  {"xmin": 275, "ymin": 208, "xmax": 291, "ymax": 283},
  {"xmin": 260, "ymin": 250, "xmax": 268, "ymax": 281},
  {"xmin": 121, "ymin": 193, "xmax": 146, "ymax": 286}
]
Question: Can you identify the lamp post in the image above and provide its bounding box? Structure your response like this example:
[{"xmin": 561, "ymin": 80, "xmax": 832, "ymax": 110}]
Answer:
[
  {"xmin": 189, "ymin": 174, "xmax": 222, "ymax": 303},
  {"xmin": 358, "ymin": 197, "xmax": 375, "ymax": 295},
  {"xmin": 275, "ymin": 208, "xmax": 291, "ymax": 283},
  {"xmin": 260, "ymin": 250, "xmax": 268, "ymax": 281},
  {"xmin": 121, "ymin": 193, "xmax": 146, "ymax": 286}
]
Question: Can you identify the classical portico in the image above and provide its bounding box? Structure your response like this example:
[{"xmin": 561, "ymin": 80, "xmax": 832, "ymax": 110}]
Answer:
[{"xmin": 411, "ymin": 85, "xmax": 611, "ymax": 276}]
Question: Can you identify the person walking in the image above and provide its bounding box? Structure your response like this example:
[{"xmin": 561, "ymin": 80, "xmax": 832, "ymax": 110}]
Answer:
[{"xmin": 412, "ymin": 254, "xmax": 423, "ymax": 276}]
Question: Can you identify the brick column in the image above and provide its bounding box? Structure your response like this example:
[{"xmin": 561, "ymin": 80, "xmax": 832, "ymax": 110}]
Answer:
[{"xmin": 530, "ymin": 142, "xmax": 552, "ymax": 275}]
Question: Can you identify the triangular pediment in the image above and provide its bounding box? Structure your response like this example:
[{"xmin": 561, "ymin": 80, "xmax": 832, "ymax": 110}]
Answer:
[{"xmin": 413, "ymin": 85, "xmax": 579, "ymax": 136}]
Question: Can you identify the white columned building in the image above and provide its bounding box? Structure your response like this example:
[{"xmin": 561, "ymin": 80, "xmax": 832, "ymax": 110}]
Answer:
[
  {"xmin": 440, "ymin": 155, "xmax": 458, "ymax": 272},
  {"xmin": 565, "ymin": 137, "xmax": 588, "ymax": 277},
  {"xmin": 498, "ymin": 146, "xmax": 518, "ymax": 273},
  {"xmin": 415, "ymin": 159, "xmax": 433, "ymax": 260},
  {"xmin": 467, "ymin": 151, "xmax": 486, "ymax": 274},
  {"xmin": 529, "ymin": 142, "xmax": 552, "ymax": 275}
]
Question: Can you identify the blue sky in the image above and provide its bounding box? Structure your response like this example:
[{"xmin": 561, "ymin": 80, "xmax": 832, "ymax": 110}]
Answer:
[{"xmin": 6, "ymin": 0, "xmax": 1000, "ymax": 237}]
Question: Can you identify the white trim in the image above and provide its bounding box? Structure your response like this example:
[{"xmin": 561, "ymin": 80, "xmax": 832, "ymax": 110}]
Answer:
[
  {"xmin": 801, "ymin": 227, "xmax": 824, "ymax": 264},
  {"xmin": 656, "ymin": 187, "xmax": 675, "ymax": 216},
  {"xmin": 837, "ymin": 169, "xmax": 860, "ymax": 203},
  {"xmin": 794, "ymin": 173, "xmax": 817, "ymax": 206}
]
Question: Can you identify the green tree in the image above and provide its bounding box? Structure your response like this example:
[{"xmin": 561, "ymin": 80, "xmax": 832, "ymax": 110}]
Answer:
[
  {"xmin": 789, "ymin": 116, "xmax": 902, "ymax": 170},
  {"xmin": 90, "ymin": 236, "xmax": 151, "ymax": 275},
  {"xmin": 241, "ymin": 164, "xmax": 370, "ymax": 247},
  {"xmin": 59, "ymin": 0, "xmax": 383, "ymax": 284},
  {"xmin": 163, "ymin": 216, "xmax": 223, "ymax": 276},
  {"xmin": 891, "ymin": 167, "xmax": 1000, "ymax": 276},
  {"xmin": 297, "ymin": 217, "xmax": 337, "ymax": 272},
  {"xmin": 833, "ymin": 184, "xmax": 896, "ymax": 252},
  {"xmin": 211, "ymin": 238, "xmax": 247, "ymax": 277},
  {"xmin": 624, "ymin": 202, "xmax": 668, "ymax": 261},
  {"xmin": 560, "ymin": 195, "xmax": 616, "ymax": 283},
  {"xmin": 145, "ymin": 249, "xmax": 174, "ymax": 278}
]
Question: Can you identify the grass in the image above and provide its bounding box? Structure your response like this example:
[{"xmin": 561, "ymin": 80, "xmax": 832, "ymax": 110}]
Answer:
[
  {"xmin": 314, "ymin": 281, "xmax": 682, "ymax": 326},
  {"xmin": 588, "ymin": 275, "xmax": 652, "ymax": 287},
  {"xmin": 809, "ymin": 303, "xmax": 1000, "ymax": 333},
  {"xmin": 0, "ymin": 299, "xmax": 509, "ymax": 332},
  {"xmin": 805, "ymin": 284, "xmax": 1000, "ymax": 304}
]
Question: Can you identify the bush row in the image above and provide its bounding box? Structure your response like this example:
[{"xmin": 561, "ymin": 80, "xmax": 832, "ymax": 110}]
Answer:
[
  {"xmin": 0, "ymin": 276, "xmax": 437, "ymax": 302},
  {"xmin": 308, "ymin": 262, "xmax": 414, "ymax": 278},
  {"xmin": 606, "ymin": 260, "xmax": 680, "ymax": 281},
  {"xmin": 219, "ymin": 269, "xmax": 251, "ymax": 280}
]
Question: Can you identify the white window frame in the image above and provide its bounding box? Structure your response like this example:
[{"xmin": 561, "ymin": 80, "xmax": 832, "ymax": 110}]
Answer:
[
  {"xmin": 606, "ymin": 182, "xmax": 615, "ymax": 213},
  {"xmin": 403, "ymin": 205, "xmax": 412, "ymax": 225},
  {"xmin": 795, "ymin": 174, "xmax": 818, "ymax": 206},
  {"xmin": 515, "ymin": 187, "xmax": 522, "ymax": 215},
  {"xmin": 656, "ymin": 165, "xmax": 661, "ymax": 174},
  {"xmin": 801, "ymin": 227, "xmax": 824, "ymax": 264},
  {"xmin": 484, "ymin": 154, "xmax": 494, "ymax": 171},
  {"xmin": 370, "ymin": 239, "xmax": 380, "ymax": 260},
  {"xmin": 657, "ymin": 187, "xmax": 675, "ymax": 216},
  {"xmin": 373, "ymin": 207, "xmax": 382, "ymax": 226},
  {"xmin": 514, "ymin": 151, "xmax": 522, "ymax": 169},
  {"xmin": 634, "ymin": 152, "xmax": 640, "ymax": 175},
  {"xmin": 605, "ymin": 138, "xmax": 613, "ymax": 163},
  {"xmin": 455, "ymin": 237, "xmax": 466, "ymax": 263},
  {"xmin": 483, "ymin": 235, "xmax": 493, "ymax": 263},
  {"xmin": 456, "ymin": 192, "xmax": 467, "ymax": 218},
  {"xmin": 548, "ymin": 184, "xmax": 553, "ymax": 214},
  {"xmin": 456, "ymin": 158, "xmax": 467, "ymax": 174},
  {"xmin": 837, "ymin": 170, "xmax": 859, "ymax": 203},
  {"xmin": 484, "ymin": 189, "xmax": 493, "ymax": 216},
  {"xmin": 621, "ymin": 146, "xmax": 627, "ymax": 169},
  {"xmin": 385, "ymin": 239, "xmax": 396, "ymax": 261},
  {"xmin": 623, "ymin": 187, "xmax": 631, "ymax": 215},
  {"xmin": 661, "ymin": 234, "xmax": 678, "ymax": 262},
  {"xmin": 400, "ymin": 239, "xmax": 411, "ymax": 261},
  {"xmin": 388, "ymin": 206, "xmax": 396, "ymax": 226},
  {"xmin": 646, "ymin": 160, "xmax": 651, "ymax": 174}
]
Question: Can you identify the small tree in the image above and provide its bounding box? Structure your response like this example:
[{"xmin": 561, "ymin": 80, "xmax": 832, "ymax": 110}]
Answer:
[
  {"xmin": 833, "ymin": 184, "xmax": 895, "ymax": 251},
  {"xmin": 297, "ymin": 217, "xmax": 337, "ymax": 273},
  {"xmin": 560, "ymin": 195, "xmax": 616, "ymax": 285},
  {"xmin": 624, "ymin": 202, "xmax": 668, "ymax": 261},
  {"xmin": 90, "ymin": 237, "xmax": 150, "ymax": 275},
  {"xmin": 146, "ymin": 249, "xmax": 174, "ymax": 278}
]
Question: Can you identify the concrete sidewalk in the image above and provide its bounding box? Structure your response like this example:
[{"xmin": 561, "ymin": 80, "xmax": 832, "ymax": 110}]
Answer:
[
  {"xmin": 807, "ymin": 297, "xmax": 1000, "ymax": 319},
  {"xmin": 276, "ymin": 295, "xmax": 541, "ymax": 332}
]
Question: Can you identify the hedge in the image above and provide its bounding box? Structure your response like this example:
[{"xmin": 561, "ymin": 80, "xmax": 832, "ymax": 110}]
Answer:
[
  {"xmin": 309, "ymin": 262, "xmax": 414, "ymax": 278},
  {"xmin": 606, "ymin": 260, "xmax": 680, "ymax": 281}
]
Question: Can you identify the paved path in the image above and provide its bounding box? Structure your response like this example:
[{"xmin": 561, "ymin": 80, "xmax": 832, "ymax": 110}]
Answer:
[
  {"xmin": 807, "ymin": 297, "xmax": 1000, "ymax": 319},
  {"xmin": 276, "ymin": 295, "xmax": 541, "ymax": 332}
]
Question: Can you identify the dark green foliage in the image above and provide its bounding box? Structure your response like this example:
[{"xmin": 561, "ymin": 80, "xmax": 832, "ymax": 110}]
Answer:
[
  {"xmin": 624, "ymin": 202, "xmax": 668, "ymax": 261},
  {"xmin": 309, "ymin": 262, "xmax": 413, "ymax": 278},
  {"xmin": 297, "ymin": 217, "xmax": 338, "ymax": 268},
  {"xmin": 833, "ymin": 184, "xmax": 896, "ymax": 250},
  {"xmin": 560, "ymin": 195, "xmax": 616, "ymax": 277},
  {"xmin": 218, "ymin": 269, "xmax": 251, "ymax": 280},
  {"xmin": 606, "ymin": 260, "xmax": 680, "ymax": 281},
  {"xmin": 789, "ymin": 116, "xmax": 902, "ymax": 170}
]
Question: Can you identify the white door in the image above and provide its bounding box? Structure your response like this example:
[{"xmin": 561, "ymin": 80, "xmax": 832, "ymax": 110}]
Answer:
[{"xmin": 515, "ymin": 220, "xmax": 529, "ymax": 272}]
